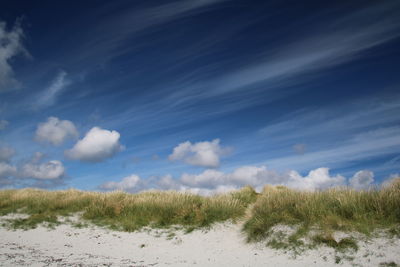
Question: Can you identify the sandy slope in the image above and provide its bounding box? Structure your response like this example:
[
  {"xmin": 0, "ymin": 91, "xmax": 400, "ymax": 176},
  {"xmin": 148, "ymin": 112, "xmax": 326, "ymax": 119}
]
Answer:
[{"xmin": 0, "ymin": 215, "xmax": 399, "ymax": 267}]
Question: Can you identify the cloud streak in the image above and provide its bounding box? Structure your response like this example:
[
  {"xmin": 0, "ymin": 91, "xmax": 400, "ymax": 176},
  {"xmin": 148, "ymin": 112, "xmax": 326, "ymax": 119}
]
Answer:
[
  {"xmin": 77, "ymin": 0, "xmax": 228, "ymax": 64},
  {"xmin": 0, "ymin": 20, "xmax": 27, "ymax": 92},
  {"xmin": 259, "ymin": 126, "xmax": 400, "ymax": 172},
  {"xmin": 165, "ymin": 2, "xmax": 400, "ymax": 109},
  {"xmin": 34, "ymin": 70, "xmax": 69, "ymax": 109}
]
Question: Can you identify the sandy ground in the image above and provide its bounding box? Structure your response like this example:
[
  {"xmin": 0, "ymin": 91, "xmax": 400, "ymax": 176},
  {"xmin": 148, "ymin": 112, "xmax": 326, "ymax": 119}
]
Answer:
[{"xmin": 0, "ymin": 215, "xmax": 399, "ymax": 267}]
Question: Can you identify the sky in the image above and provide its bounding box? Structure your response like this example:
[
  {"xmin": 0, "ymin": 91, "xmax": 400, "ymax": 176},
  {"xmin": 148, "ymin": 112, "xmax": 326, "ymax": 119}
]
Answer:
[{"xmin": 0, "ymin": 0, "xmax": 399, "ymax": 195}]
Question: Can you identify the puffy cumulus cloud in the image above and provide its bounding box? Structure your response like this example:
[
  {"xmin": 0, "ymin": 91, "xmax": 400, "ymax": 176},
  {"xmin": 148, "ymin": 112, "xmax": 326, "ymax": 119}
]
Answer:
[
  {"xmin": 65, "ymin": 127, "xmax": 124, "ymax": 163},
  {"xmin": 100, "ymin": 175, "xmax": 140, "ymax": 191},
  {"xmin": 178, "ymin": 166, "xmax": 345, "ymax": 193},
  {"xmin": 349, "ymin": 170, "xmax": 374, "ymax": 190},
  {"xmin": 286, "ymin": 168, "xmax": 345, "ymax": 191},
  {"xmin": 168, "ymin": 139, "xmax": 230, "ymax": 168},
  {"xmin": 0, "ymin": 146, "xmax": 15, "ymax": 162},
  {"xmin": 0, "ymin": 119, "xmax": 8, "ymax": 130},
  {"xmin": 99, "ymin": 166, "xmax": 355, "ymax": 196},
  {"xmin": 35, "ymin": 117, "xmax": 78, "ymax": 146},
  {"xmin": 0, "ymin": 150, "xmax": 67, "ymax": 187},
  {"xmin": 20, "ymin": 160, "xmax": 65, "ymax": 180},
  {"xmin": 0, "ymin": 20, "xmax": 27, "ymax": 92}
]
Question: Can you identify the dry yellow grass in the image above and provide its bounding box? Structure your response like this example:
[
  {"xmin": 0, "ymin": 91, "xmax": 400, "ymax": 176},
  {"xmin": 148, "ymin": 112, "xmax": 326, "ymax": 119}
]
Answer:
[
  {"xmin": 0, "ymin": 187, "xmax": 256, "ymax": 231},
  {"xmin": 244, "ymin": 178, "xmax": 400, "ymax": 251},
  {"xmin": 1, "ymin": 179, "xmax": 399, "ymax": 251}
]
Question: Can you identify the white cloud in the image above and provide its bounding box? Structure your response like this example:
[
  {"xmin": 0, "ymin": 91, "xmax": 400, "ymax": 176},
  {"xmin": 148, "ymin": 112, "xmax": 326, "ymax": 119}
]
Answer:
[
  {"xmin": 0, "ymin": 20, "xmax": 27, "ymax": 92},
  {"xmin": 168, "ymin": 139, "xmax": 229, "ymax": 167},
  {"xmin": 0, "ymin": 119, "xmax": 8, "ymax": 130},
  {"xmin": 180, "ymin": 169, "xmax": 225, "ymax": 188},
  {"xmin": 81, "ymin": 0, "xmax": 228, "ymax": 63},
  {"xmin": 65, "ymin": 127, "xmax": 123, "ymax": 162},
  {"xmin": 286, "ymin": 168, "xmax": 346, "ymax": 191},
  {"xmin": 20, "ymin": 160, "xmax": 65, "ymax": 180},
  {"xmin": 99, "ymin": 166, "xmax": 355, "ymax": 196},
  {"xmin": 0, "ymin": 146, "xmax": 15, "ymax": 162},
  {"xmin": 100, "ymin": 174, "xmax": 140, "ymax": 191},
  {"xmin": 178, "ymin": 166, "xmax": 345, "ymax": 193},
  {"xmin": 163, "ymin": 3, "xmax": 400, "ymax": 112},
  {"xmin": 35, "ymin": 70, "xmax": 69, "ymax": 108},
  {"xmin": 35, "ymin": 117, "xmax": 78, "ymax": 146},
  {"xmin": 259, "ymin": 126, "xmax": 400, "ymax": 172},
  {"xmin": 0, "ymin": 151, "xmax": 66, "ymax": 185},
  {"xmin": 0, "ymin": 162, "xmax": 16, "ymax": 178},
  {"xmin": 349, "ymin": 170, "xmax": 374, "ymax": 190}
]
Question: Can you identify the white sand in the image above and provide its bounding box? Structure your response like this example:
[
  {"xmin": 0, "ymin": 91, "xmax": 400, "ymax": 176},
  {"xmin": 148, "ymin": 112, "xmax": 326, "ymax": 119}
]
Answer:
[{"xmin": 0, "ymin": 215, "xmax": 399, "ymax": 266}]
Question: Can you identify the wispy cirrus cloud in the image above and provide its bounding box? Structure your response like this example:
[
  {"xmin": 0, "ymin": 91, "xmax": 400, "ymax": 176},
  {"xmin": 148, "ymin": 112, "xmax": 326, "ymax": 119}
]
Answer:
[
  {"xmin": 258, "ymin": 126, "xmax": 400, "ymax": 172},
  {"xmin": 260, "ymin": 97, "xmax": 400, "ymax": 142},
  {"xmin": 0, "ymin": 20, "xmax": 28, "ymax": 92},
  {"xmin": 48, "ymin": 1, "xmax": 400, "ymax": 144},
  {"xmin": 76, "ymin": 0, "xmax": 229, "ymax": 64},
  {"xmin": 34, "ymin": 70, "xmax": 69, "ymax": 109},
  {"xmin": 216, "ymin": 3, "xmax": 400, "ymax": 94},
  {"xmin": 222, "ymin": 96, "xmax": 400, "ymax": 173},
  {"xmin": 165, "ymin": 2, "xmax": 400, "ymax": 107}
]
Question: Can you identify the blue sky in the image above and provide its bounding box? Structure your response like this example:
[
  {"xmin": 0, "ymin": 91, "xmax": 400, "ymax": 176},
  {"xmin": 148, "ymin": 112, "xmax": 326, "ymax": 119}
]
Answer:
[{"xmin": 0, "ymin": 0, "xmax": 399, "ymax": 194}]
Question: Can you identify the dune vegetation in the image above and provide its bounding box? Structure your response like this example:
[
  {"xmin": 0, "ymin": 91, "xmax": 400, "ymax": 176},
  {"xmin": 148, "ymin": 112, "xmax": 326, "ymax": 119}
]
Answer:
[
  {"xmin": 0, "ymin": 186, "xmax": 257, "ymax": 232},
  {"xmin": 244, "ymin": 179, "xmax": 400, "ymax": 251},
  {"xmin": 0, "ymin": 179, "xmax": 399, "ymax": 252}
]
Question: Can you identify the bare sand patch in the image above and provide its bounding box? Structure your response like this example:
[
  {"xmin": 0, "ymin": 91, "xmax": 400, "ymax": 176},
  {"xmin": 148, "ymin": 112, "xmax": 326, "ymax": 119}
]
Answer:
[{"xmin": 0, "ymin": 215, "xmax": 399, "ymax": 266}]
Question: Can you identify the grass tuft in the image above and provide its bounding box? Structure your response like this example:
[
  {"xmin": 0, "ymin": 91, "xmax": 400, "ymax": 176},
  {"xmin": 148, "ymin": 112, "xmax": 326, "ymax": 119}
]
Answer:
[
  {"xmin": 0, "ymin": 178, "xmax": 399, "ymax": 253},
  {"xmin": 379, "ymin": 262, "xmax": 399, "ymax": 267},
  {"xmin": 244, "ymin": 180, "xmax": 400, "ymax": 240},
  {"xmin": 0, "ymin": 187, "xmax": 255, "ymax": 231},
  {"xmin": 312, "ymin": 234, "xmax": 358, "ymax": 252}
]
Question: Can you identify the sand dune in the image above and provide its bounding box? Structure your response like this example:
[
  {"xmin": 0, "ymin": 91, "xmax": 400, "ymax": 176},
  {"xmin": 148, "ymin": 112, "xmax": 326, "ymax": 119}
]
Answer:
[{"xmin": 1, "ymin": 216, "xmax": 399, "ymax": 267}]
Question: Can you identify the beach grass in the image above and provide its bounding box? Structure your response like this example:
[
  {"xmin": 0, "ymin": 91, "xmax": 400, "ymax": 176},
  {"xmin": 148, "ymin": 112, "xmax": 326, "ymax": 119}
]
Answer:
[
  {"xmin": 0, "ymin": 179, "xmax": 399, "ymax": 251},
  {"xmin": 0, "ymin": 186, "xmax": 256, "ymax": 231},
  {"xmin": 243, "ymin": 178, "xmax": 400, "ymax": 250}
]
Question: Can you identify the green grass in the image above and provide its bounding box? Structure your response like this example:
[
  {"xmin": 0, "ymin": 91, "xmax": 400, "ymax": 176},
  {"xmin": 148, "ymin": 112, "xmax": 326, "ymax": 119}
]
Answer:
[
  {"xmin": 379, "ymin": 262, "xmax": 399, "ymax": 267},
  {"xmin": 312, "ymin": 234, "xmax": 358, "ymax": 252},
  {"xmin": 0, "ymin": 186, "xmax": 256, "ymax": 232},
  {"xmin": 0, "ymin": 178, "xmax": 399, "ymax": 253},
  {"xmin": 243, "ymin": 178, "xmax": 400, "ymax": 250}
]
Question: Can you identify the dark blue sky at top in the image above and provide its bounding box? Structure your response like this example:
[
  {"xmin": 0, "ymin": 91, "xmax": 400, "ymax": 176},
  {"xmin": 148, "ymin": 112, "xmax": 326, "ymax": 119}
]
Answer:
[{"xmin": 0, "ymin": 0, "xmax": 399, "ymax": 193}]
